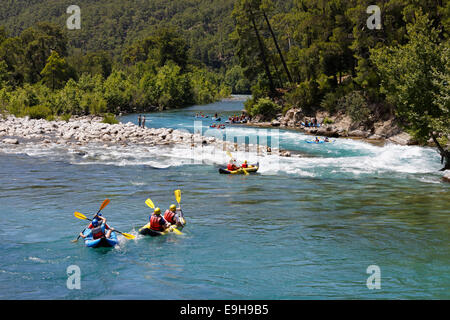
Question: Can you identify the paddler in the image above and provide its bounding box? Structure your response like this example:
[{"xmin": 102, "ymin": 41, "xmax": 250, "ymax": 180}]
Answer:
[
  {"xmin": 241, "ymin": 160, "xmax": 249, "ymax": 169},
  {"xmin": 80, "ymin": 216, "xmax": 114, "ymax": 240},
  {"xmin": 164, "ymin": 204, "xmax": 185, "ymax": 228},
  {"xmin": 227, "ymin": 159, "xmax": 239, "ymax": 171},
  {"xmin": 149, "ymin": 208, "xmax": 171, "ymax": 232}
]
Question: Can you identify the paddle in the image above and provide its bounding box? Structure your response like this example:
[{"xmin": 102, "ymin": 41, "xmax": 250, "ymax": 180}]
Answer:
[
  {"xmin": 145, "ymin": 197, "xmax": 183, "ymax": 235},
  {"xmin": 226, "ymin": 151, "xmax": 248, "ymax": 175},
  {"xmin": 74, "ymin": 211, "xmax": 135, "ymax": 240},
  {"xmin": 71, "ymin": 199, "xmax": 110, "ymax": 243},
  {"xmin": 174, "ymin": 189, "xmax": 186, "ymax": 225}
]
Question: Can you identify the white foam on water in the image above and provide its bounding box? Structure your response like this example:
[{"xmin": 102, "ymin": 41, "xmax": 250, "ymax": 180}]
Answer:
[{"xmin": 0, "ymin": 131, "xmax": 443, "ymax": 183}]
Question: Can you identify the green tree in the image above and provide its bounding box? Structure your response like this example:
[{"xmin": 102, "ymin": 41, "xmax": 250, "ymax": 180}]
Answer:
[
  {"xmin": 371, "ymin": 12, "xmax": 449, "ymax": 170},
  {"xmin": 40, "ymin": 51, "xmax": 73, "ymax": 90}
]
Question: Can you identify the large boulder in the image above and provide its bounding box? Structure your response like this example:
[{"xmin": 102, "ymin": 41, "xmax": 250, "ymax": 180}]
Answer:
[
  {"xmin": 2, "ymin": 138, "xmax": 19, "ymax": 144},
  {"xmin": 388, "ymin": 132, "xmax": 417, "ymax": 146},
  {"xmin": 443, "ymin": 171, "xmax": 450, "ymax": 183}
]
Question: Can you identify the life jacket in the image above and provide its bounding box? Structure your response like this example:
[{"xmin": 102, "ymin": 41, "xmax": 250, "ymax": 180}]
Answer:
[
  {"xmin": 150, "ymin": 215, "xmax": 164, "ymax": 231},
  {"xmin": 241, "ymin": 163, "xmax": 248, "ymax": 168},
  {"xmin": 227, "ymin": 163, "xmax": 237, "ymax": 171},
  {"xmin": 91, "ymin": 224, "xmax": 105, "ymax": 240},
  {"xmin": 164, "ymin": 210, "xmax": 176, "ymax": 224}
]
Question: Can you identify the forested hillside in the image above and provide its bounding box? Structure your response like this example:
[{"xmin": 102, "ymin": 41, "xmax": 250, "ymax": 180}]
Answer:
[
  {"xmin": 1, "ymin": 0, "xmax": 449, "ymax": 170},
  {"xmin": 1, "ymin": 0, "xmax": 238, "ymax": 70}
]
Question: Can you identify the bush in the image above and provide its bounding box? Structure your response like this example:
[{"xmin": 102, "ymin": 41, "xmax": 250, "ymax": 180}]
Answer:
[
  {"xmin": 25, "ymin": 105, "xmax": 53, "ymax": 119},
  {"xmin": 102, "ymin": 113, "xmax": 119, "ymax": 124},
  {"xmin": 284, "ymin": 80, "xmax": 319, "ymax": 115},
  {"xmin": 323, "ymin": 117, "xmax": 334, "ymax": 124},
  {"xmin": 60, "ymin": 113, "xmax": 71, "ymax": 122},
  {"xmin": 248, "ymin": 98, "xmax": 281, "ymax": 119},
  {"xmin": 339, "ymin": 91, "xmax": 371, "ymax": 123}
]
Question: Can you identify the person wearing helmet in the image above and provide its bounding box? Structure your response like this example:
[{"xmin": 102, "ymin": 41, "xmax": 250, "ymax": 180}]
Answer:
[
  {"xmin": 149, "ymin": 208, "xmax": 170, "ymax": 232},
  {"xmin": 80, "ymin": 216, "xmax": 114, "ymax": 240},
  {"xmin": 87, "ymin": 212, "xmax": 110, "ymax": 230},
  {"xmin": 227, "ymin": 159, "xmax": 238, "ymax": 171},
  {"xmin": 164, "ymin": 204, "xmax": 186, "ymax": 229},
  {"xmin": 241, "ymin": 160, "xmax": 248, "ymax": 169}
]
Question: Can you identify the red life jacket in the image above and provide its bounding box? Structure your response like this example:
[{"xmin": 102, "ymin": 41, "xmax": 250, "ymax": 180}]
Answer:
[
  {"xmin": 241, "ymin": 163, "xmax": 248, "ymax": 168},
  {"xmin": 150, "ymin": 215, "xmax": 164, "ymax": 231},
  {"xmin": 227, "ymin": 163, "xmax": 236, "ymax": 171},
  {"xmin": 91, "ymin": 225, "xmax": 105, "ymax": 240},
  {"xmin": 164, "ymin": 210, "xmax": 176, "ymax": 224}
]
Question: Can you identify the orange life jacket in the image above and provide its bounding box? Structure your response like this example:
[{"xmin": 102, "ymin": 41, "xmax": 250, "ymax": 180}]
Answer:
[
  {"xmin": 164, "ymin": 210, "xmax": 176, "ymax": 224},
  {"xmin": 150, "ymin": 215, "xmax": 164, "ymax": 231}
]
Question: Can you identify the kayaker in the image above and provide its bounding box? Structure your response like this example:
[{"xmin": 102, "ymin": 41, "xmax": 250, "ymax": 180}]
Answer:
[
  {"xmin": 164, "ymin": 204, "xmax": 185, "ymax": 228},
  {"xmin": 227, "ymin": 160, "xmax": 238, "ymax": 171},
  {"xmin": 324, "ymin": 137, "xmax": 330, "ymax": 142},
  {"xmin": 241, "ymin": 160, "xmax": 249, "ymax": 169},
  {"xmin": 86, "ymin": 213, "xmax": 110, "ymax": 230},
  {"xmin": 315, "ymin": 137, "xmax": 320, "ymax": 143},
  {"xmin": 80, "ymin": 216, "xmax": 114, "ymax": 240},
  {"xmin": 149, "ymin": 208, "xmax": 170, "ymax": 232}
]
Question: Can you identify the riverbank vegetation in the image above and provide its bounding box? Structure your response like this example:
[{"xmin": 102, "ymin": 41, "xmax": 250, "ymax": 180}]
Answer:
[
  {"xmin": 0, "ymin": 0, "xmax": 449, "ymax": 168},
  {"xmin": 0, "ymin": 23, "xmax": 231, "ymax": 121},
  {"xmin": 231, "ymin": 0, "xmax": 449, "ymax": 169}
]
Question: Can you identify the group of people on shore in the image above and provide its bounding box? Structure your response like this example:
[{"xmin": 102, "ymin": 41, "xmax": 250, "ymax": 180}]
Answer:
[
  {"xmin": 138, "ymin": 115, "xmax": 146, "ymax": 128},
  {"xmin": 228, "ymin": 113, "xmax": 249, "ymax": 123},
  {"xmin": 302, "ymin": 118, "xmax": 320, "ymax": 128}
]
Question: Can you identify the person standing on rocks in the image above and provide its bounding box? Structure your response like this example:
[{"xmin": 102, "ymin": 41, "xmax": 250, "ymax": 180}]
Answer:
[
  {"xmin": 138, "ymin": 115, "xmax": 142, "ymax": 127},
  {"xmin": 142, "ymin": 116, "xmax": 146, "ymax": 128}
]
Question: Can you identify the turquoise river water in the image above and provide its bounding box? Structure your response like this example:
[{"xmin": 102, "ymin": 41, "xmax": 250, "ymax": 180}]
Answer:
[{"xmin": 0, "ymin": 97, "xmax": 449, "ymax": 299}]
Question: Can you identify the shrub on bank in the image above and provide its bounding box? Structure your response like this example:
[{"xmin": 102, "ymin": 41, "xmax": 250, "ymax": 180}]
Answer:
[
  {"xmin": 102, "ymin": 113, "xmax": 119, "ymax": 124},
  {"xmin": 25, "ymin": 105, "xmax": 53, "ymax": 119},
  {"xmin": 248, "ymin": 98, "xmax": 281, "ymax": 119}
]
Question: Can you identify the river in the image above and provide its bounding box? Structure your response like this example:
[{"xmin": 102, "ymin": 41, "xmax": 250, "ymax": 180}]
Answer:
[{"xmin": 0, "ymin": 97, "xmax": 449, "ymax": 299}]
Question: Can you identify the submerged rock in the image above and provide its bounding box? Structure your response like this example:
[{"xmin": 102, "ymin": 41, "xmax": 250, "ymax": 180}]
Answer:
[{"xmin": 443, "ymin": 171, "xmax": 450, "ymax": 183}]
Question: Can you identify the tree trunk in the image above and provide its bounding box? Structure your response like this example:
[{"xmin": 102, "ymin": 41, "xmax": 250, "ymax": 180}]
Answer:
[
  {"xmin": 248, "ymin": 8, "xmax": 277, "ymax": 97},
  {"xmin": 262, "ymin": 10, "xmax": 293, "ymax": 85},
  {"xmin": 430, "ymin": 132, "xmax": 450, "ymax": 171}
]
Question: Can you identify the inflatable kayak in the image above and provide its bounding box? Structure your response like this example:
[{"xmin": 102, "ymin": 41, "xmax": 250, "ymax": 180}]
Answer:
[
  {"xmin": 219, "ymin": 163, "xmax": 259, "ymax": 174},
  {"xmin": 138, "ymin": 223, "xmax": 182, "ymax": 237},
  {"xmin": 306, "ymin": 140, "xmax": 332, "ymax": 144},
  {"xmin": 82, "ymin": 228, "xmax": 119, "ymax": 248}
]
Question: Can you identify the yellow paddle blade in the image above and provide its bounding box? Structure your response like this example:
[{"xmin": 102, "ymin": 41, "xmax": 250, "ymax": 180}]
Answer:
[
  {"xmin": 242, "ymin": 168, "xmax": 249, "ymax": 176},
  {"xmin": 175, "ymin": 190, "xmax": 181, "ymax": 204},
  {"xmin": 145, "ymin": 198, "xmax": 155, "ymax": 209},
  {"xmin": 120, "ymin": 232, "xmax": 136, "ymax": 240},
  {"xmin": 74, "ymin": 211, "xmax": 88, "ymax": 220},
  {"xmin": 226, "ymin": 151, "xmax": 233, "ymax": 158},
  {"xmin": 99, "ymin": 199, "xmax": 110, "ymax": 211},
  {"xmin": 170, "ymin": 226, "xmax": 183, "ymax": 235}
]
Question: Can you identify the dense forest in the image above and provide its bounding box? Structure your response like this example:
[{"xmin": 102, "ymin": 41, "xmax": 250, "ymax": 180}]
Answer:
[{"xmin": 0, "ymin": 0, "xmax": 449, "ymax": 167}]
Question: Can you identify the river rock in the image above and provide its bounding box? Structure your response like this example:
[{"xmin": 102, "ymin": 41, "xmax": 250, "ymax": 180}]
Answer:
[
  {"xmin": 388, "ymin": 132, "xmax": 417, "ymax": 146},
  {"xmin": 443, "ymin": 171, "xmax": 450, "ymax": 183},
  {"xmin": 2, "ymin": 138, "xmax": 19, "ymax": 144}
]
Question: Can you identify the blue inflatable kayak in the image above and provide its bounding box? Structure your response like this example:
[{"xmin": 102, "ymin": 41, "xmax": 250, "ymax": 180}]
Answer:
[{"xmin": 82, "ymin": 228, "xmax": 119, "ymax": 248}]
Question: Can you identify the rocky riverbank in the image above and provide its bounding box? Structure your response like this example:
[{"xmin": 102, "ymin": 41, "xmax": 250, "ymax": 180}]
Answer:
[
  {"xmin": 248, "ymin": 108, "xmax": 419, "ymax": 146},
  {"xmin": 0, "ymin": 115, "xmax": 286, "ymax": 157}
]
